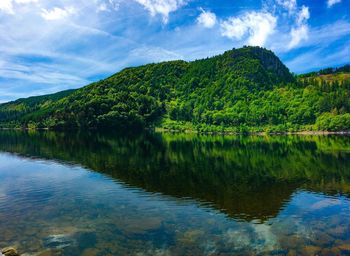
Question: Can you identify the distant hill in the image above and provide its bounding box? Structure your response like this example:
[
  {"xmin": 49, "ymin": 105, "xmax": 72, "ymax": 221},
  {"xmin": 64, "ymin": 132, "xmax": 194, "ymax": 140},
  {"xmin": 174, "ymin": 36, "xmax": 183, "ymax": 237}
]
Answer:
[
  {"xmin": 0, "ymin": 46, "xmax": 349, "ymax": 132},
  {"xmin": 299, "ymin": 64, "xmax": 350, "ymax": 84},
  {"xmin": 299, "ymin": 64, "xmax": 350, "ymax": 77},
  {"xmin": 0, "ymin": 89, "xmax": 75, "ymax": 125}
]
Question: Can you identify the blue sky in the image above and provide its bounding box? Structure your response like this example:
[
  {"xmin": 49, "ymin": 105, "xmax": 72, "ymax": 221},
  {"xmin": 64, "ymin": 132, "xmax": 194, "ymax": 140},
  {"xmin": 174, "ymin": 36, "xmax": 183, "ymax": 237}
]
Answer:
[{"xmin": 0, "ymin": 0, "xmax": 349, "ymax": 102}]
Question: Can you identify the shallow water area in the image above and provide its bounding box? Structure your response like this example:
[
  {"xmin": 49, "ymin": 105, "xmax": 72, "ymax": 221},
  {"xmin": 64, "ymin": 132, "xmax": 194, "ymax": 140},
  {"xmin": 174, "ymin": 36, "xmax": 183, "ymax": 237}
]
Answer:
[{"xmin": 1, "ymin": 131, "xmax": 350, "ymax": 255}]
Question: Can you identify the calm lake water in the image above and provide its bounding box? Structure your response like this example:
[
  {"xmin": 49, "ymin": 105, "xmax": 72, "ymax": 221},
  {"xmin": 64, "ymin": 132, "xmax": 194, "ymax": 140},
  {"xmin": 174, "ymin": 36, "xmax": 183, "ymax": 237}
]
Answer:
[{"xmin": 1, "ymin": 131, "xmax": 350, "ymax": 255}]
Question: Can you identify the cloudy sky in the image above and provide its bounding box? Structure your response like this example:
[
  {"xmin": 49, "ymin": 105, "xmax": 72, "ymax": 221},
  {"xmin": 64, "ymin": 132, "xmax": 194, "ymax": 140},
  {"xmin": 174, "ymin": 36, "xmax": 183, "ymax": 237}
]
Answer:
[{"xmin": 0, "ymin": 0, "xmax": 349, "ymax": 102}]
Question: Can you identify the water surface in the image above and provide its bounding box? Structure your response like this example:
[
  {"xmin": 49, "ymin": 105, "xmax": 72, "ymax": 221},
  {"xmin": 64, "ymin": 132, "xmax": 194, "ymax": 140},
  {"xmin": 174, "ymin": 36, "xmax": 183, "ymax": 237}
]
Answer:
[{"xmin": 1, "ymin": 131, "xmax": 350, "ymax": 255}]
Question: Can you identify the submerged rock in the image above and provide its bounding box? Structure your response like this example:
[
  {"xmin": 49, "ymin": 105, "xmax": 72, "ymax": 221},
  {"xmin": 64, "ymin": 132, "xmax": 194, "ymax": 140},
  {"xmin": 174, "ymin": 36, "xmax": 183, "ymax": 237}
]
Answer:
[
  {"xmin": 328, "ymin": 225, "xmax": 348, "ymax": 237},
  {"xmin": 81, "ymin": 248, "xmax": 99, "ymax": 256},
  {"xmin": 179, "ymin": 229, "xmax": 204, "ymax": 243},
  {"xmin": 321, "ymin": 247, "xmax": 341, "ymax": 256},
  {"xmin": 36, "ymin": 250, "xmax": 54, "ymax": 256},
  {"xmin": 1, "ymin": 247, "xmax": 19, "ymax": 256},
  {"xmin": 338, "ymin": 243, "xmax": 350, "ymax": 251},
  {"xmin": 43, "ymin": 234, "xmax": 75, "ymax": 249},
  {"xmin": 42, "ymin": 231, "xmax": 97, "ymax": 254},
  {"xmin": 301, "ymin": 245, "xmax": 321, "ymax": 255},
  {"xmin": 122, "ymin": 217, "xmax": 162, "ymax": 234}
]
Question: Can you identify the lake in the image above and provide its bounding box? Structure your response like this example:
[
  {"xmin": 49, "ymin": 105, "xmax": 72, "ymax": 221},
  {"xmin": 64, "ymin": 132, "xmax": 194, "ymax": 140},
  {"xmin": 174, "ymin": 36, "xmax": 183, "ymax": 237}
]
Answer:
[{"xmin": 1, "ymin": 131, "xmax": 350, "ymax": 255}]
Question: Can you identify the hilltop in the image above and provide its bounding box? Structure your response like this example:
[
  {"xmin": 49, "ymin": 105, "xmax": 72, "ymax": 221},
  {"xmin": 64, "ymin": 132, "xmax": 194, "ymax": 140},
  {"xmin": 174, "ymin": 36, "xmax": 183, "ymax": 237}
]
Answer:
[{"xmin": 0, "ymin": 46, "xmax": 349, "ymax": 132}]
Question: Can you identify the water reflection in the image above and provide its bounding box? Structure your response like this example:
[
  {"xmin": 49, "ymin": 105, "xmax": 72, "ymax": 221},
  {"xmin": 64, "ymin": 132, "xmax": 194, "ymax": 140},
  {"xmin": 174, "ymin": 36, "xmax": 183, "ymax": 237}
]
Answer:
[{"xmin": 0, "ymin": 131, "xmax": 350, "ymax": 255}]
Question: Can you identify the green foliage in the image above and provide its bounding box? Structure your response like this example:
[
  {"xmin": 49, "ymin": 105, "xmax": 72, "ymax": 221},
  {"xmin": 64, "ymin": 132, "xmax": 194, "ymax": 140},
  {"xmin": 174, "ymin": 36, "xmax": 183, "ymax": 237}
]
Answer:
[
  {"xmin": 0, "ymin": 46, "xmax": 349, "ymax": 132},
  {"xmin": 0, "ymin": 89, "xmax": 75, "ymax": 128},
  {"xmin": 316, "ymin": 113, "xmax": 350, "ymax": 131},
  {"xmin": 299, "ymin": 64, "xmax": 350, "ymax": 77}
]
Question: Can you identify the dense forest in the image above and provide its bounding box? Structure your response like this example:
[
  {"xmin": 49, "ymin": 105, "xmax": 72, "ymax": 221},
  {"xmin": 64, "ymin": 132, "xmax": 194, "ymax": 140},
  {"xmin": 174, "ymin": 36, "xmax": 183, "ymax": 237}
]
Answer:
[{"xmin": 0, "ymin": 46, "xmax": 349, "ymax": 132}]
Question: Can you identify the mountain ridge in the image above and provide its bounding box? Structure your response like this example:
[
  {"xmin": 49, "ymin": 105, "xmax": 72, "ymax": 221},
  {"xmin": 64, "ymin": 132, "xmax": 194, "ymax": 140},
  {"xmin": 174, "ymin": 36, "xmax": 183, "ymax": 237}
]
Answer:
[{"xmin": 0, "ymin": 46, "xmax": 349, "ymax": 132}]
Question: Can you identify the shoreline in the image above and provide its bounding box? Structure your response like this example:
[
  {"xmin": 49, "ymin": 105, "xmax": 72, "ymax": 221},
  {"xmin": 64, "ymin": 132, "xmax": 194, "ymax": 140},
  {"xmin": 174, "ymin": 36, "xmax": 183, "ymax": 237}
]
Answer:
[
  {"xmin": 1, "ymin": 127, "xmax": 349, "ymax": 136},
  {"xmin": 156, "ymin": 129, "xmax": 350, "ymax": 136},
  {"xmin": 155, "ymin": 128, "xmax": 350, "ymax": 136}
]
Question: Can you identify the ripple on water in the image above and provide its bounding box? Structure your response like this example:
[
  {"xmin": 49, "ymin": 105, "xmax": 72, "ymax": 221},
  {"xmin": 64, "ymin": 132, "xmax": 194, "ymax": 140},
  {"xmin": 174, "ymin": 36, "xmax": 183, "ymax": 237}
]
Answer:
[{"xmin": 1, "ymin": 133, "xmax": 350, "ymax": 255}]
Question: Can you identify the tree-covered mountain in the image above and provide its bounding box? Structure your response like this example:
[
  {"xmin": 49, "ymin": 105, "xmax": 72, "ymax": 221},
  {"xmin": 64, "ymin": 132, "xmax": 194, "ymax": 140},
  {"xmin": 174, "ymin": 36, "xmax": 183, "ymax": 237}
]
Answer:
[{"xmin": 0, "ymin": 46, "xmax": 349, "ymax": 132}]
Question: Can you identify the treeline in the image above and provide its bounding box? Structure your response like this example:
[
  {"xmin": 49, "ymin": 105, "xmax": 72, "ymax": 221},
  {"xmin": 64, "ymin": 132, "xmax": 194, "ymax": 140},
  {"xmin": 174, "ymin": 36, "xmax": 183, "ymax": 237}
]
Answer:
[
  {"xmin": 0, "ymin": 46, "xmax": 349, "ymax": 132},
  {"xmin": 299, "ymin": 64, "xmax": 350, "ymax": 78},
  {"xmin": 163, "ymin": 79, "xmax": 350, "ymax": 132},
  {"xmin": 0, "ymin": 89, "xmax": 75, "ymax": 125}
]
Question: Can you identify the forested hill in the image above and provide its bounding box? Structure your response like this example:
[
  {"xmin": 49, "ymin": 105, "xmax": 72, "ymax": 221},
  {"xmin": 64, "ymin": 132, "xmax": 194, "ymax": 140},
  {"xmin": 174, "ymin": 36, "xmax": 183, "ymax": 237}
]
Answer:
[
  {"xmin": 298, "ymin": 65, "xmax": 350, "ymax": 86},
  {"xmin": 299, "ymin": 64, "xmax": 350, "ymax": 78},
  {"xmin": 0, "ymin": 89, "xmax": 75, "ymax": 125},
  {"xmin": 0, "ymin": 46, "xmax": 349, "ymax": 132}
]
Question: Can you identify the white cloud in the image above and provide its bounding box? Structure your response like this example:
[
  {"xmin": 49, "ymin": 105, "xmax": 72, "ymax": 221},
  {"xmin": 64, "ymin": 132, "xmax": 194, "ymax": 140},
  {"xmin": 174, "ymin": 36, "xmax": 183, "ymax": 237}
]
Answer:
[
  {"xmin": 220, "ymin": 11, "xmax": 277, "ymax": 47},
  {"xmin": 276, "ymin": 0, "xmax": 297, "ymax": 14},
  {"xmin": 97, "ymin": 3, "xmax": 108, "ymax": 12},
  {"xmin": 41, "ymin": 6, "xmax": 76, "ymax": 21},
  {"xmin": 327, "ymin": 0, "xmax": 341, "ymax": 7},
  {"xmin": 134, "ymin": 0, "xmax": 187, "ymax": 23},
  {"xmin": 130, "ymin": 46, "xmax": 183, "ymax": 62},
  {"xmin": 0, "ymin": 0, "xmax": 14, "ymax": 14},
  {"xmin": 0, "ymin": 61, "xmax": 89, "ymax": 85},
  {"xmin": 270, "ymin": 20, "xmax": 350, "ymax": 53},
  {"xmin": 0, "ymin": 0, "xmax": 348, "ymax": 102},
  {"xmin": 197, "ymin": 8, "xmax": 216, "ymax": 28},
  {"xmin": 288, "ymin": 5, "xmax": 310, "ymax": 49},
  {"xmin": 275, "ymin": 1, "xmax": 310, "ymax": 50},
  {"xmin": 297, "ymin": 5, "xmax": 309, "ymax": 25},
  {"xmin": 286, "ymin": 39, "xmax": 350, "ymax": 73},
  {"xmin": 95, "ymin": 0, "xmax": 122, "ymax": 12},
  {"xmin": 288, "ymin": 25, "xmax": 308, "ymax": 49},
  {"xmin": 0, "ymin": 0, "xmax": 38, "ymax": 14},
  {"xmin": 15, "ymin": 0, "xmax": 38, "ymax": 3},
  {"xmin": 97, "ymin": 0, "xmax": 120, "ymax": 12}
]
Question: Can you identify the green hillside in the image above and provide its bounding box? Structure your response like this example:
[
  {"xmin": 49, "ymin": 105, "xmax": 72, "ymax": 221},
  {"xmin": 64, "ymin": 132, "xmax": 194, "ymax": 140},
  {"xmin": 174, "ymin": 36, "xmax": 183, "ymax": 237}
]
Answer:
[
  {"xmin": 0, "ymin": 46, "xmax": 349, "ymax": 132},
  {"xmin": 0, "ymin": 89, "xmax": 75, "ymax": 126}
]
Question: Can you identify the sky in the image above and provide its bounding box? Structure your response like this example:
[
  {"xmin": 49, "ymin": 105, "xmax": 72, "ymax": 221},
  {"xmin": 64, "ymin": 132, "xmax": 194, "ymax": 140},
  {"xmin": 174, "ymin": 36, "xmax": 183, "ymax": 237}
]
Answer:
[{"xmin": 0, "ymin": 0, "xmax": 349, "ymax": 102}]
